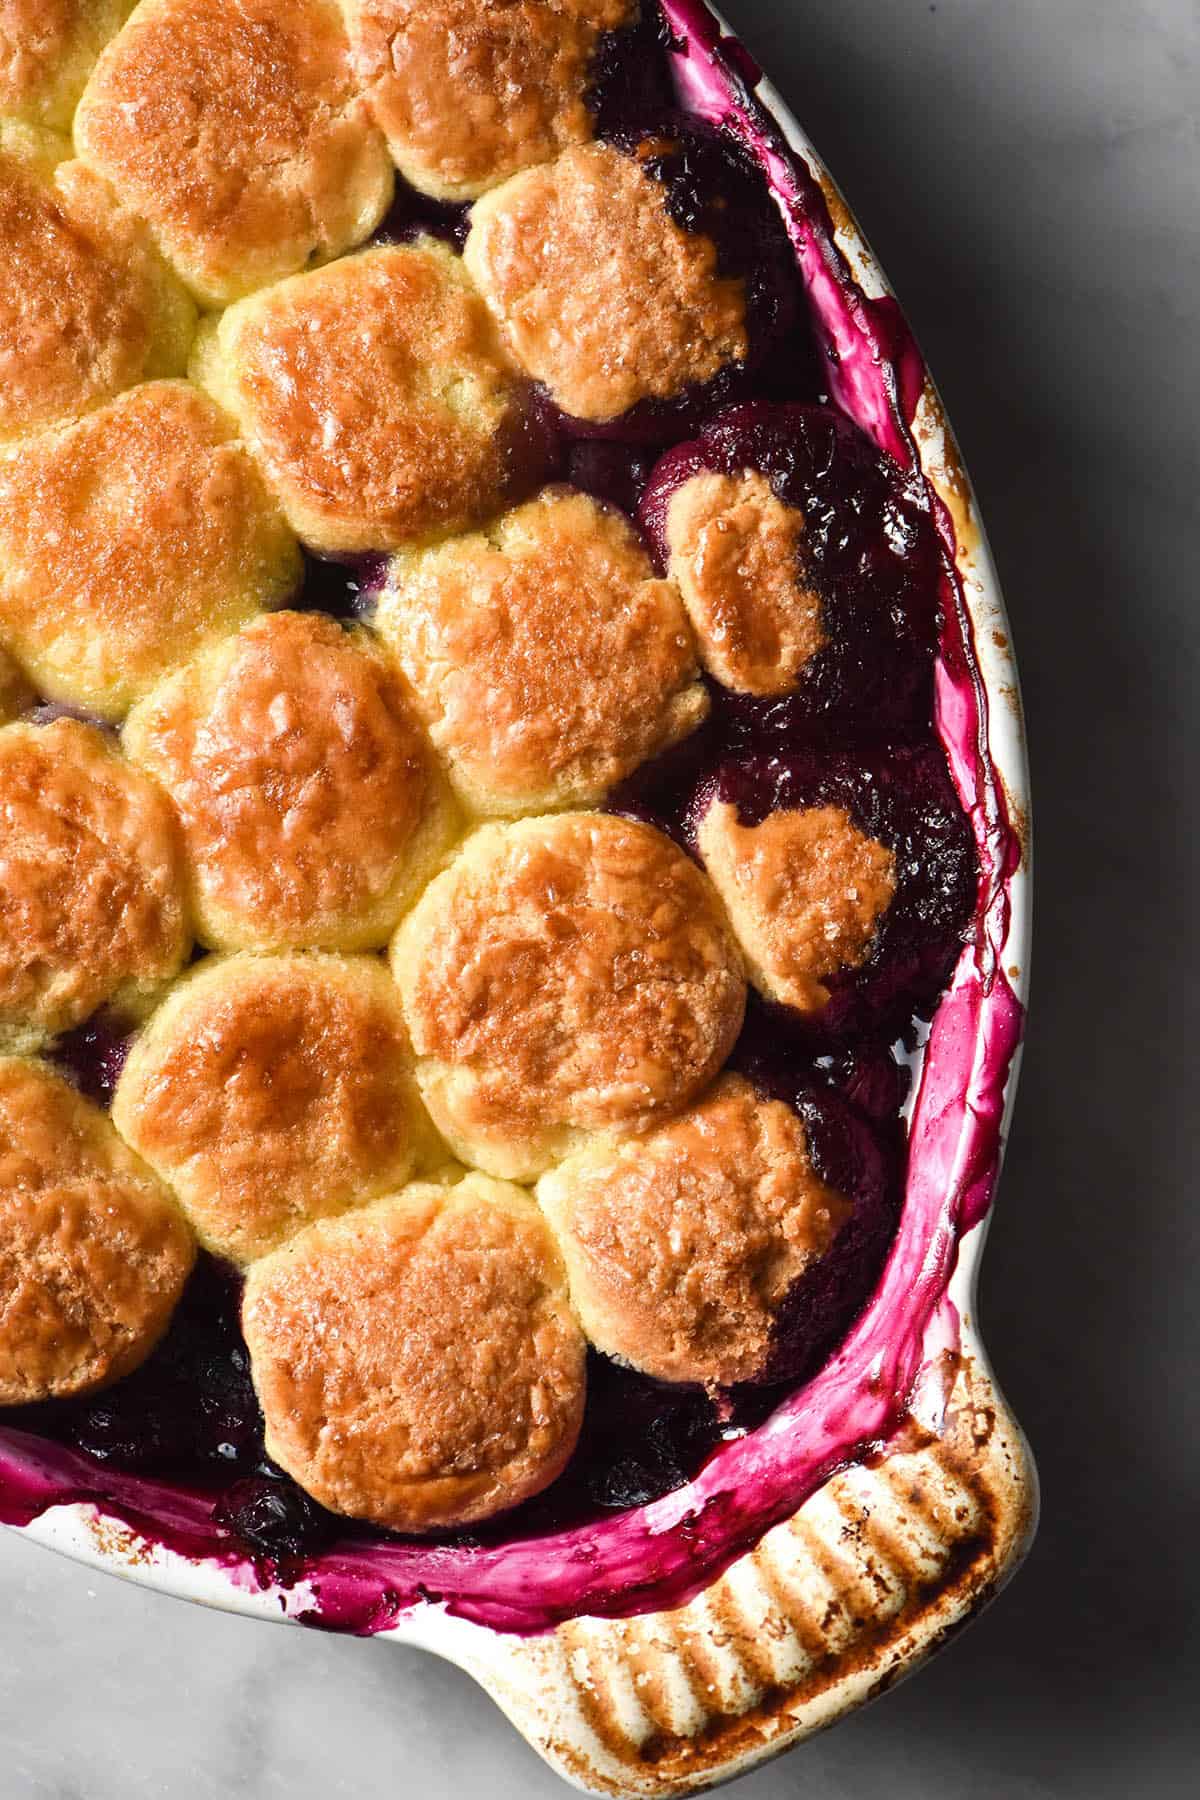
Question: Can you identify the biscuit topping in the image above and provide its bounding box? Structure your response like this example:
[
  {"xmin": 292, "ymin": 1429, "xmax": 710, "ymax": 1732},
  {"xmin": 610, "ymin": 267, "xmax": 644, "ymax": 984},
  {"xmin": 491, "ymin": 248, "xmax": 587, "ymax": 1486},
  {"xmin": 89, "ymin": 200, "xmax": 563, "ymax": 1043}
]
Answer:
[
  {"xmin": 75, "ymin": 0, "xmax": 393, "ymax": 304},
  {"xmin": 0, "ymin": 720, "xmax": 189, "ymax": 1051},
  {"xmin": 243, "ymin": 1174, "xmax": 586, "ymax": 1531},
  {"xmin": 464, "ymin": 140, "xmax": 747, "ymax": 420},
  {"xmin": 538, "ymin": 1074, "xmax": 850, "ymax": 1386},
  {"xmin": 665, "ymin": 469, "xmax": 827, "ymax": 694},
  {"xmin": 378, "ymin": 487, "xmax": 705, "ymax": 813},
  {"xmin": 698, "ymin": 800, "xmax": 897, "ymax": 1013},
  {"xmin": 347, "ymin": 0, "xmax": 634, "ymax": 200},
  {"xmin": 393, "ymin": 812, "xmax": 746, "ymax": 1178},
  {"xmin": 0, "ymin": 1056, "xmax": 194, "ymax": 1404}
]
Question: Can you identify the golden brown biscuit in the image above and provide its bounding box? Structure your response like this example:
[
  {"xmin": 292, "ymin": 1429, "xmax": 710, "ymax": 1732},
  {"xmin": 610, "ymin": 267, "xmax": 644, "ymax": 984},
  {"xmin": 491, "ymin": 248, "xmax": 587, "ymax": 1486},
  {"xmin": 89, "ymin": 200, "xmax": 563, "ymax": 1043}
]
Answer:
[
  {"xmin": 112, "ymin": 952, "xmax": 432, "ymax": 1264},
  {"xmin": 124, "ymin": 611, "xmax": 459, "ymax": 952},
  {"xmin": 192, "ymin": 242, "xmax": 527, "ymax": 555},
  {"xmin": 392, "ymin": 813, "xmax": 746, "ymax": 1179},
  {"xmin": 74, "ymin": 0, "xmax": 393, "ymax": 305},
  {"xmin": 696, "ymin": 799, "xmax": 897, "ymax": 1014},
  {"xmin": 0, "ymin": 126, "xmax": 195, "ymax": 443},
  {"xmin": 537, "ymin": 1074, "xmax": 850, "ymax": 1386},
  {"xmin": 463, "ymin": 140, "xmax": 747, "ymax": 421},
  {"xmin": 664, "ymin": 469, "xmax": 827, "ymax": 695},
  {"xmin": 0, "ymin": 719, "xmax": 189, "ymax": 1053},
  {"xmin": 242, "ymin": 1172, "xmax": 586, "ymax": 1530},
  {"xmin": 345, "ymin": 0, "xmax": 633, "ymax": 201},
  {"xmin": 377, "ymin": 487, "xmax": 706, "ymax": 815},
  {"xmin": 0, "ymin": 1055, "xmax": 194, "ymax": 1404},
  {"xmin": 0, "ymin": 1, "xmax": 133, "ymax": 131},
  {"xmin": 0, "ymin": 381, "xmax": 301, "ymax": 720}
]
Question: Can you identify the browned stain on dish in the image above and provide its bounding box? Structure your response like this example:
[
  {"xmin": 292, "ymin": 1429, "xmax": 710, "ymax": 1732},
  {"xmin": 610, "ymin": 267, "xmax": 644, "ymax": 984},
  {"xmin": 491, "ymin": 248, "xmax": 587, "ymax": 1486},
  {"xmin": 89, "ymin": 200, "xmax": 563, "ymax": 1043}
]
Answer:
[
  {"xmin": 811, "ymin": 166, "xmax": 856, "ymax": 246},
  {"xmin": 490, "ymin": 1355, "xmax": 1035, "ymax": 1795},
  {"xmin": 915, "ymin": 382, "xmax": 981, "ymax": 562},
  {"xmin": 85, "ymin": 1513, "xmax": 155, "ymax": 1569},
  {"xmin": 1002, "ymin": 779, "xmax": 1031, "ymax": 868}
]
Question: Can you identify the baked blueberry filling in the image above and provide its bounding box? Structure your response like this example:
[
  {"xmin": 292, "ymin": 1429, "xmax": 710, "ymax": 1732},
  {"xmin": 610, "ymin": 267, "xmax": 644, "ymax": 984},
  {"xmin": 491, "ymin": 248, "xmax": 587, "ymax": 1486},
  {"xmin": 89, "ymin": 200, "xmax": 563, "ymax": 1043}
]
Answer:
[{"xmin": 0, "ymin": 0, "xmax": 1020, "ymax": 1615}]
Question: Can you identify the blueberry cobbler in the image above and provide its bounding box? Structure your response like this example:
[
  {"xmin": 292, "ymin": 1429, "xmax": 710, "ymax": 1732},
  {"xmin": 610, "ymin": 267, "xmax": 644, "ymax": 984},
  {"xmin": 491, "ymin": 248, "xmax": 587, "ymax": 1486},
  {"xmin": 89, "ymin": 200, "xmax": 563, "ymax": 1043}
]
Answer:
[{"xmin": 0, "ymin": 0, "xmax": 1000, "ymax": 1605}]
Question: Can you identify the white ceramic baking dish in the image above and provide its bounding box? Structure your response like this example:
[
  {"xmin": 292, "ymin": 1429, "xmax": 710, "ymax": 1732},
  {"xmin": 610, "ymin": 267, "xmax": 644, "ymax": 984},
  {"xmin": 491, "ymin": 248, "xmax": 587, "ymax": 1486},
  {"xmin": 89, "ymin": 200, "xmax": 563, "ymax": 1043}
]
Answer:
[{"xmin": 0, "ymin": 5, "xmax": 1036, "ymax": 1793}]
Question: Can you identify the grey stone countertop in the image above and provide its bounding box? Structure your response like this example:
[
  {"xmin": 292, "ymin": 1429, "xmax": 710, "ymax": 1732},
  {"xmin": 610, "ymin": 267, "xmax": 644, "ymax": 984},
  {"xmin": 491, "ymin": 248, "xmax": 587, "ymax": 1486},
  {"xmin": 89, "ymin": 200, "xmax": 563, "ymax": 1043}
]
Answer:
[{"xmin": 2, "ymin": 2, "xmax": 1197, "ymax": 1795}]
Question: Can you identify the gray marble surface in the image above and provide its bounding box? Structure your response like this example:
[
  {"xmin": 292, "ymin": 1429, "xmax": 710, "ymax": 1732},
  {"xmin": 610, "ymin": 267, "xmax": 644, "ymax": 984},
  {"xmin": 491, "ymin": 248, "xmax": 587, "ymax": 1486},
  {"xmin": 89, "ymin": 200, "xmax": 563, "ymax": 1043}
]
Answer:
[{"xmin": 3, "ymin": 2, "xmax": 1198, "ymax": 1795}]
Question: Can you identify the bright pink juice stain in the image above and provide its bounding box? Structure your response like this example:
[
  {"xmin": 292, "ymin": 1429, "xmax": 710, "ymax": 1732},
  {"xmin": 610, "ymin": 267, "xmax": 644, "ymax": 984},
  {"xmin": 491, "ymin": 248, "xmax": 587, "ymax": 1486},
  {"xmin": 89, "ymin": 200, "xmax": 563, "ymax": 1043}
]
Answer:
[{"xmin": 0, "ymin": 0, "xmax": 1025, "ymax": 1635}]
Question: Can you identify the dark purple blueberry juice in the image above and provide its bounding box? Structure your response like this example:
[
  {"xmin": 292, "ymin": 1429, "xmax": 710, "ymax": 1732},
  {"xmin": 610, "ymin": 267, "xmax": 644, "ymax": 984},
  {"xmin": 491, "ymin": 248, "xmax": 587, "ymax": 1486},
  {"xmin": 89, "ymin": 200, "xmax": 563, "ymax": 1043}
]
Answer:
[
  {"xmin": 48, "ymin": 1014, "xmax": 132, "ymax": 1109},
  {"xmin": 290, "ymin": 551, "xmax": 384, "ymax": 623}
]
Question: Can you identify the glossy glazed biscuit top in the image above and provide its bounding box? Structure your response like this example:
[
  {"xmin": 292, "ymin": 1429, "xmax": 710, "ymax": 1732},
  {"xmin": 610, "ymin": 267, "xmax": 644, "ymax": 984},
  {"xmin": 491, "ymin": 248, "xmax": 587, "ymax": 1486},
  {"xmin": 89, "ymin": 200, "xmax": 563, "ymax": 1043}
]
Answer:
[
  {"xmin": 665, "ymin": 469, "xmax": 827, "ymax": 695},
  {"xmin": 0, "ymin": 1056, "xmax": 194, "ymax": 1404},
  {"xmin": 393, "ymin": 812, "xmax": 747, "ymax": 1178},
  {"xmin": 377, "ymin": 486, "xmax": 706, "ymax": 814},
  {"xmin": 243, "ymin": 1174, "xmax": 586, "ymax": 1530},
  {"xmin": 346, "ymin": 0, "xmax": 634, "ymax": 201},
  {"xmin": 0, "ymin": 719, "xmax": 189, "ymax": 1052},
  {"xmin": 74, "ymin": 0, "xmax": 393, "ymax": 304},
  {"xmin": 697, "ymin": 799, "xmax": 898, "ymax": 1014},
  {"xmin": 537, "ymin": 1074, "xmax": 851, "ymax": 1387},
  {"xmin": 0, "ymin": 381, "xmax": 300, "ymax": 719},
  {"xmin": 464, "ymin": 140, "xmax": 748, "ymax": 420},
  {"xmin": 112, "ymin": 953, "xmax": 431, "ymax": 1265},
  {"xmin": 124, "ymin": 611, "xmax": 457, "ymax": 952},
  {"xmin": 0, "ymin": 128, "xmax": 195, "ymax": 442},
  {"xmin": 193, "ymin": 242, "xmax": 526, "ymax": 554}
]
